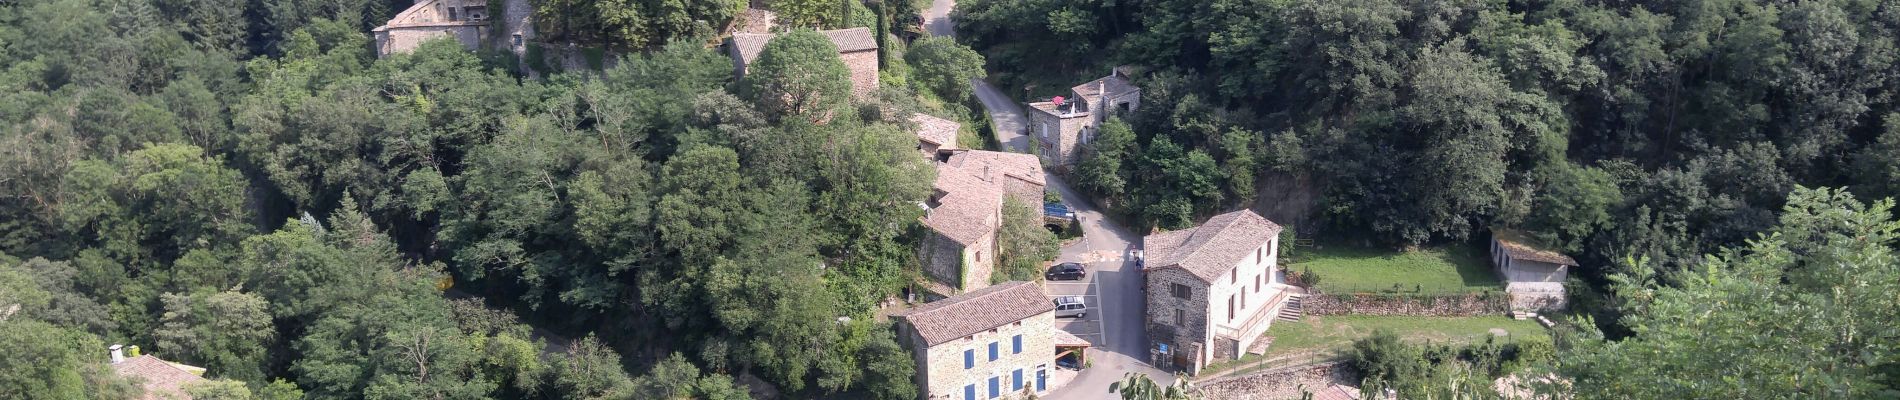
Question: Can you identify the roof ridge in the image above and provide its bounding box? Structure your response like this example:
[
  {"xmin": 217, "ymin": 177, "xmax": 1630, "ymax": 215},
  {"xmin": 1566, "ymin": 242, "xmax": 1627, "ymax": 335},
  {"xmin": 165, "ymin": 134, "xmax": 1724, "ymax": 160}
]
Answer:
[{"xmin": 1171, "ymin": 213, "xmax": 1239, "ymax": 270}]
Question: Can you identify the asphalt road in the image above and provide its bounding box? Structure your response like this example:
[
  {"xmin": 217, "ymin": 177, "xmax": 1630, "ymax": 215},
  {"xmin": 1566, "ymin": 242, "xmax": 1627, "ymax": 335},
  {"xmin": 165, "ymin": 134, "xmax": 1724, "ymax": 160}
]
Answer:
[{"xmin": 924, "ymin": 0, "xmax": 1172, "ymax": 393}]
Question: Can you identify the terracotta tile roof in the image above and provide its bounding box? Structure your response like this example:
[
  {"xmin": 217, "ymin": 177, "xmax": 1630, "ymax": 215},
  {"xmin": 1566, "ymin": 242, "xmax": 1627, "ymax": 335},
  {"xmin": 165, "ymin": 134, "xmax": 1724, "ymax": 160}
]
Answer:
[
  {"xmin": 730, "ymin": 28, "xmax": 878, "ymax": 66},
  {"xmin": 942, "ymin": 150, "xmax": 1045, "ymax": 187},
  {"xmin": 819, "ymin": 27, "xmax": 878, "ymax": 52},
  {"xmin": 910, "ymin": 113, "xmax": 960, "ymax": 148},
  {"xmin": 924, "ymin": 171, "xmax": 1002, "ymax": 245},
  {"xmin": 112, "ymin": 355, "xmax": 206, "ymax": 400},
  {"xmin": 1493, "ymin": 228, "xmax": 1578, "ymax": 266},
  {"xmin": 1142, "ymin": 209, "xmax": 1283, "ymax": 283},
  {"xmin": 1070, "ymin": 73, "xmax": 1138, "ymax": 100},
  {"xmin": 1052, "ymin": 329, "xmax": 1092, "ymax": 347},
  {"xmin": 894, "ymin": 281, "xmax": 1054, "ymax": 346}
]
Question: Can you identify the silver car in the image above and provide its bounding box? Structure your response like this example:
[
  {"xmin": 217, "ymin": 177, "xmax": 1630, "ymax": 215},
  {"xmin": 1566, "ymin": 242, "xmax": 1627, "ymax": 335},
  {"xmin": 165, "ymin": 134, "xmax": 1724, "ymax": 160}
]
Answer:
[{"xmin": 1053, "ymin": 296, "xmax": 1087, "ymax": 318}]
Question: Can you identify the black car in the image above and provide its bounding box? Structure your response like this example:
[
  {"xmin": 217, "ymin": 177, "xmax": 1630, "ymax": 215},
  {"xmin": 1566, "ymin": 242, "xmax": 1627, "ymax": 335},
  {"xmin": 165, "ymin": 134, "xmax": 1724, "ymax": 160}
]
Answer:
[{"xmin": 1045, "ymin": 262, "xmax": 1087, "ymax": 281}]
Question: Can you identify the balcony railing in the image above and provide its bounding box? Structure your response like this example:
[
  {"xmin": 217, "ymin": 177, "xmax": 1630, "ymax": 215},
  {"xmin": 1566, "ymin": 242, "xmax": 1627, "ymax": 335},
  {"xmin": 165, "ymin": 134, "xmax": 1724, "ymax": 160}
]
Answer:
[{"xmin": 1214, "ymin": 288, "xmax": 1289, "ymax": 340}]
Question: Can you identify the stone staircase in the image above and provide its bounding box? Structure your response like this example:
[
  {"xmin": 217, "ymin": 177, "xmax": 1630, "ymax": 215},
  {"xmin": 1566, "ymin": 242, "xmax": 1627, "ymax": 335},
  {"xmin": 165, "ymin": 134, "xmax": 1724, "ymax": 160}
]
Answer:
[{"xmin": 1275, "ymin": 295, "xmax": 1305, "ymax": 322}]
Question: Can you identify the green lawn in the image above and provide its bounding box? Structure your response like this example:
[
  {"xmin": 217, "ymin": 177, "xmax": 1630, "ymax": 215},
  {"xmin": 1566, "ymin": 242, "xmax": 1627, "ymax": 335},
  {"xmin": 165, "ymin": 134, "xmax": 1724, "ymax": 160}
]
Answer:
[
  {"xmin": 1290, "ymin": 245, "xmax": 1501, "ymax": 294},
  {"xmin": 1202, "ymin": 315, "xmax": 1548, "ymax": 377},
  {"xmin": 1261, "ymin": 315, "xmax": 1546, "ymax": 359}
]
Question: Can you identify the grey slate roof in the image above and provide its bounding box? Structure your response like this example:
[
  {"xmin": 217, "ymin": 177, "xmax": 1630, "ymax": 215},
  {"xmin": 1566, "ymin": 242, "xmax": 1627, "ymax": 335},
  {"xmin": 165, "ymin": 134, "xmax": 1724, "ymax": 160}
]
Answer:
[
  {"xmin": 1142, "ymin": 209, "xmax": 1283, "ymax": 283},
  {"xmin": 895, "ymin": 281, "xmax": 1054, "ymax": 346},
  {"xmin": 729, "ymin": 28, "xmax": 877, "ymax": 67}
]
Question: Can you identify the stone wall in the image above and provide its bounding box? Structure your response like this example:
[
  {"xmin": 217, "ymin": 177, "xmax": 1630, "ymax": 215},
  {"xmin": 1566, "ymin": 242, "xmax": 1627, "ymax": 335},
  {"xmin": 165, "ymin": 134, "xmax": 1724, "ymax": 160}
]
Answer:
[
  {"xmin": 1303, "ymin": 291, "xmax": 1509, "ymax": 317},
  {"xmin": 912, "ymin": 311, "xmax": 1058, "ymax": 399},
  {"xmin": 1199, "ymin": 361, "xmax": 1354, "ymax": 400},
  {"xmin": 376, "ymin": 24, "xmax": 484, "ymax": 57},
  {"xmin": 840, "ymin": 49, "xmax": 880, "ymax": 99},
  {"xmin": 1145, "ymin": 268, "xmax": 1210, "ymax": 372}
]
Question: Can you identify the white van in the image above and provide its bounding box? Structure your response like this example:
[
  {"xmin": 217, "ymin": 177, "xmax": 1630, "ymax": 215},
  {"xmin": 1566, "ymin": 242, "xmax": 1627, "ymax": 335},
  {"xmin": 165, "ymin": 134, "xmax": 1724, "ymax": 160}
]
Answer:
[{"xmin": 1053, "ymin": 296, "xmax": 1087, "ymax": 318}]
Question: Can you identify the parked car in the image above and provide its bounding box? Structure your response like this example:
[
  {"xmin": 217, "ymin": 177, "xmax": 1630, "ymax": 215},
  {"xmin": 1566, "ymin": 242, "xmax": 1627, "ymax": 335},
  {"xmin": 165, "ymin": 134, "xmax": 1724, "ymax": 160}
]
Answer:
[
  {"xmin": 1045, "ymin": 262, "xmax": 1087, "ymax": 281},
  {"xmin": 1053, "ymin": 296, "xmax": 1087, "ymax": 318},
  {"xmin": 1055, "ymin": 356, "xmax": 1082, "ymax": 370},
  {"xmin": 1043, "ymin": 202, "xmax": 1077, "ymax": 225}
]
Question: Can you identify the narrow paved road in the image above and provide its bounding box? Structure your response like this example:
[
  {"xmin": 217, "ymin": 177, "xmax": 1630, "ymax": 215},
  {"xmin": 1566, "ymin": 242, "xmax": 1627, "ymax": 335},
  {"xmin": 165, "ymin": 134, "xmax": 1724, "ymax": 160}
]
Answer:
[{"xmin": 924, "ymin": 0, "xmax": 1170, "ymax": 394}]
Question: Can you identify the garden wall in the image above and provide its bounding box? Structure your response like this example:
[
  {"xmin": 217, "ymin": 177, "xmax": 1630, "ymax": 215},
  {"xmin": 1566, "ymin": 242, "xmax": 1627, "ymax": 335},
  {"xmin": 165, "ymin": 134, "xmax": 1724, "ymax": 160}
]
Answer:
[
  {"xmin": 1200, "ymin": 361, "xmax": 1352, "ymax": 400},
  {"xmin": 1303, "ymin": 291, "xmax": 1509, "ymax": 316}
]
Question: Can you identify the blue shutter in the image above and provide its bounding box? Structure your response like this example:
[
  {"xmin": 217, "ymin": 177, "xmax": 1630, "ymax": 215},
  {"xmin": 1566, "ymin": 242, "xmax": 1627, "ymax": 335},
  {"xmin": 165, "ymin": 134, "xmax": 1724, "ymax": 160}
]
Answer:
[
  {"xmin": 964, "ymin": 349, "xmax": 974, "ymax": 369},
  {"xmin": 964, "ymin": 384, "xmax": 976, "ymax": 400},
  {"xmin": 1012, "ymin": 369, "xmax": 1024, "ymax": 391},
  {"xmin": 1012, "ymin": 335, "xmax": 1022, "ymax": 354},
  {"xmin": 988, "ymin": 342, "xmax": 998, "ymax": 361},
  {"xmin": 988, "ymin": 376, "xmax": 1000, "ymax": 398}
]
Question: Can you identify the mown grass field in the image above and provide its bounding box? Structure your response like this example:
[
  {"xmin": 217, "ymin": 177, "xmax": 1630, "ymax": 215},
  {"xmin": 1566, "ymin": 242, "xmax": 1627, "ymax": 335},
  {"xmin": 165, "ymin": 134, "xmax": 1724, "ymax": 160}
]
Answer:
[{"xmin": 1289, "ymin": 244, "xmax": 1501, "ymax": 294}]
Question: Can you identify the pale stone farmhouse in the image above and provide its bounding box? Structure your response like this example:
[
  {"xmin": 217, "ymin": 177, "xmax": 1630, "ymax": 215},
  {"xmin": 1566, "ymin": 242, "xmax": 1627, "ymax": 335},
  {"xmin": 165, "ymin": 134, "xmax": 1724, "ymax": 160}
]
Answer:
[
  {"xmin": 1489, "ymin": 229, "xmax": 1577, "ymax": 315},
  {"xmin": 1143, "ymin": 209, "xmax": 1290, "ymax": 374},
  {"xmin": 109, "ymin": 344, "xmax": 207, "ymax": 400},
  {"xmin": 727, "ymin": 28, "xmax": 880, "ymax": 98},
  {"xmin": 912, "ymin": 113, "xmax": 961, "ymax": 158},
  {"xmin": 1026, "ymin": 71, "xmax": 1140, "ymax": 169},
  {"xmin": 892, "ymin": 281, "xmax": 1068, "ymax": 400},
  {"xmin": 373, "ymin": 0, "xmax": 489, "ymax": 57}
]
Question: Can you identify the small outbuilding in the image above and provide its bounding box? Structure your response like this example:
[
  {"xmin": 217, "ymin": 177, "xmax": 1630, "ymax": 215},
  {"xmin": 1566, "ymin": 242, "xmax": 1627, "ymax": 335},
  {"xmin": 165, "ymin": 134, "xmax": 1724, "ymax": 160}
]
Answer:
[{"xmin": 1489, "ymin": 229, "xmax": 1577, "ymax": 315}]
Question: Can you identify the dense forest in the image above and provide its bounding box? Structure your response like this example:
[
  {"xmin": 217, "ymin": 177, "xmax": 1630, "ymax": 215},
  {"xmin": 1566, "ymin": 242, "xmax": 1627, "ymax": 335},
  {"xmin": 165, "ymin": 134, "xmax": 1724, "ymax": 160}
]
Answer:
[
  {"xmin": 4, "ymin": 0, "xmax": 1899, "ymax": 397},
  {"xmin": 958, "ymin": 0, "xmax": 1900, "ymax": 397},
  {"xmin": 0, "ymin": 0, "xmax": 993, "ymax": 396}
]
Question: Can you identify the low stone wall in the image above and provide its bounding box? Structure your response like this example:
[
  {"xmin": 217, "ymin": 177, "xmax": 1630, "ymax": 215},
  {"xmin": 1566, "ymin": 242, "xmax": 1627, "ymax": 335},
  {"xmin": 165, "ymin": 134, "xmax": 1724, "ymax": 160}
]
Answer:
[
  {"xmin": 1303, "ymin": 291, "xmax": 1509, "ymax": 316},
  {"xmin": 1200, "ymin": 361, "xmax": 1353, "ymax": 400}
]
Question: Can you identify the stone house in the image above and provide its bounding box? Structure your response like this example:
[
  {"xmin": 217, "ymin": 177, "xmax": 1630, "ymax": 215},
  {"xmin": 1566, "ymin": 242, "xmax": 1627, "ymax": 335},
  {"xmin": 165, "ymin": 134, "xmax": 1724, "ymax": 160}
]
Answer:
[
  {"xmin": 108, "ymin": 344, "xmax": 208, "ymax": 400},
  {"xmin": 920, "ymin": 171, "xmax": 1003, "ymax": 292},
  {"xmin": 939, "ymin": 150, "xmax": 1046, "ymax": 205},
  {"xmin": 1026, "ymin": 71, "xmax": 1140, "ymax": 169},
  {"xmin": 1142, "ymin": 209, "xmax": 1290, "ymax": 374},
  {"xmin": 912, "ymin": 113, "xmax": 961, "ymax": 158},
  {"xmin": 892, "ymin": 281, "xmax": 1065, "ymax": 400},
  {"xmin": 373, "ymin": 0, "xmax": 490, "ymax": 57},
  {"xmin": 1489, "ymin": 229, "xmax": 1577, "ymax": 315},
  {"xmin": 727, "ymin": 28, "xmax": 881, "ymax": 98}
]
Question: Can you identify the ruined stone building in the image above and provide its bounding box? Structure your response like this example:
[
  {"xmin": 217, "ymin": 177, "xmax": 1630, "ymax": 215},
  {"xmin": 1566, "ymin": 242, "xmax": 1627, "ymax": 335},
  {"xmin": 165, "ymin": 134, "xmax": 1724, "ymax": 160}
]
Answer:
[{"xmin": 373, "ymin": 0, "xmax": 490, "ymax": 57}]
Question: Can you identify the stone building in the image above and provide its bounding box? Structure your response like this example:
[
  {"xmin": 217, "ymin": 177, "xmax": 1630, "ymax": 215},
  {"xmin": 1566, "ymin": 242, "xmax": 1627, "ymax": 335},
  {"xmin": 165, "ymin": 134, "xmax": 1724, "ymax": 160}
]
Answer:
[
  {"xmin": 939, "ymin": 150, "xmax": 1045, "ymax": 205},
  {"xmin": 1025, "ymin": 71, "xmax": 1140, "ymax": 169},
  {"xmin": 108, "ymin": 344, "xmax": 208, "ymax": 400},
  {"xmin": 1142, "ymin": 209, "xmax": 1291, "ymax": 374},
  {"xmin": 727, "ymin": 28, "xmax": 880, "ymax": 98},
  {"xmin": 920, "ymin": 171, "xmax": 1003, "ymax": 292},
  {"xmin": 1489, "ymin": 229, "xmax": 1577, "ymax": 315},
  {"xmin": 373, "ymin": 0, "xmax": 490, "ymax": 57},
  {"xmin": 912, "ymin": 113, "xmax": 962, "ymax": 158},
  {"xmin": 892, "ymin": 281, "xmax": 1065, "ymax": 400}
]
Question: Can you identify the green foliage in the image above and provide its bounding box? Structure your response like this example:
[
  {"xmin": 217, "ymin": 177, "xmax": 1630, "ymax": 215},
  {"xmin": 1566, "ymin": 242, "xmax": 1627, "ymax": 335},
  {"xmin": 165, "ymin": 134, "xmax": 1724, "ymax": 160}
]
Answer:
[
  {"xmin": 995, "ymin": 197, "xmax": 1059, "ymax": 283},
  {"xmin": 534, "ymin": 0, "xmax": 741, "ymax": 49},
  {"xmin": 745, "ymin": 30, "xmax": 854, "ymax": 119},
  {"xmin": 0, "ymin": 320, "xmax": 141, "ymax": 400},
  {"xmin": 1559, "ymin": 187, "xmax": 1900, "ymax": 398},
  {"xmin": 905, "ymin": 37, "xmax": 986, "ymax": 101},
  {"xmin": 155, "ymin": 290, "xmax": 275, "ymax": 383},
  {"xmin": 1118, "ymin": 372, "xmax": 1198, "ymax": 400}
]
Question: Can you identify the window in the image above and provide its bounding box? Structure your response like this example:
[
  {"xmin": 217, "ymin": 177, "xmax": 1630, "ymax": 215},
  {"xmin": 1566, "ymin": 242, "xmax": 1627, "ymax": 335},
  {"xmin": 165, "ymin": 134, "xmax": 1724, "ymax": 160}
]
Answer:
[
  {"xmin": 1242, "ymin": 291, "xmax": 1247, "ymax": 310},
  {"xmin": 1227, "ymin": 295, "xmax": 1236, "ymax": 321},
  {"xmin": 975, "ymin": 251, "xmax": 982, "ymax": 263},
  {"xmin": 1231, "ymin": 267, "xmax": 1237, "ymax": 284},
  {"xmin": 964, "ymin": 349, "xmax": 974, "ymax": 369},
  {"xmin": 1170, "ymin": 283, "xmax": 1191, "ymax": 299},
  {"xmin": 1012, "ymin": 335, "xmax": 1022, "ymax": 354},
  {"xmin": 1012, "ymin": 369, "xmax": 1025, "ymax": 391},
  {"xmin": 988, "ymin": 342, "xmax": 999, "ymax": 361},
  {"xmin": 965, "ymin": 384, "xmax": 976, "ymax": 400},
  {"xmin": 1254, "ymin": 275, "xmax": 1261, "ymax": 293},
  {"xmin": 1174, "ymin": 309, "xmax": 1185, "ymax": 326},
  {"xmin": 988, "ymin": 376, "xmax": 1000, "ymax": 398},
  {"xmin": 447, "ymin": 7, "xmax": 458, "ymax": 21},
  {"xmin": 1040, "ymin": 123, "xmax": 1050, "ymax": 138},
  {"xmin": 1257, "ymin": 247, "xmax": 1263, "ymax": 265}
]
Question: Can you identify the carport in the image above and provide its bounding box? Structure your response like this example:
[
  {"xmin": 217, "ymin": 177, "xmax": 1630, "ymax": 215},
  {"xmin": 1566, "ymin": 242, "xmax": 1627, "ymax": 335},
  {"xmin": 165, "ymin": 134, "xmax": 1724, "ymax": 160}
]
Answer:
[{"xmin": 1053, "ymin": 329, "xmax": 1092, "ymax": 365}]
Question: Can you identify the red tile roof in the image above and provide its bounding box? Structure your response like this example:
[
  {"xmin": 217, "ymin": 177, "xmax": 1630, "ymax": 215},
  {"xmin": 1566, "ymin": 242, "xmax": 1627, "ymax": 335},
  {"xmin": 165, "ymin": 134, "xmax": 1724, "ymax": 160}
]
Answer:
[{"xmin": 894, "ymin": 281, "xmax": 1054, "ymax": 346}]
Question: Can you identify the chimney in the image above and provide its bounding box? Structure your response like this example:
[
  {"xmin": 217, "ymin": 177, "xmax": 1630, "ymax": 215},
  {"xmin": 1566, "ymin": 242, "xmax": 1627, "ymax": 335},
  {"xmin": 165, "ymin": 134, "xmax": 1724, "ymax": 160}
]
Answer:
[{"xmin": 110, "ymin": 344, "xmax": 124, "ymax": 364}]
